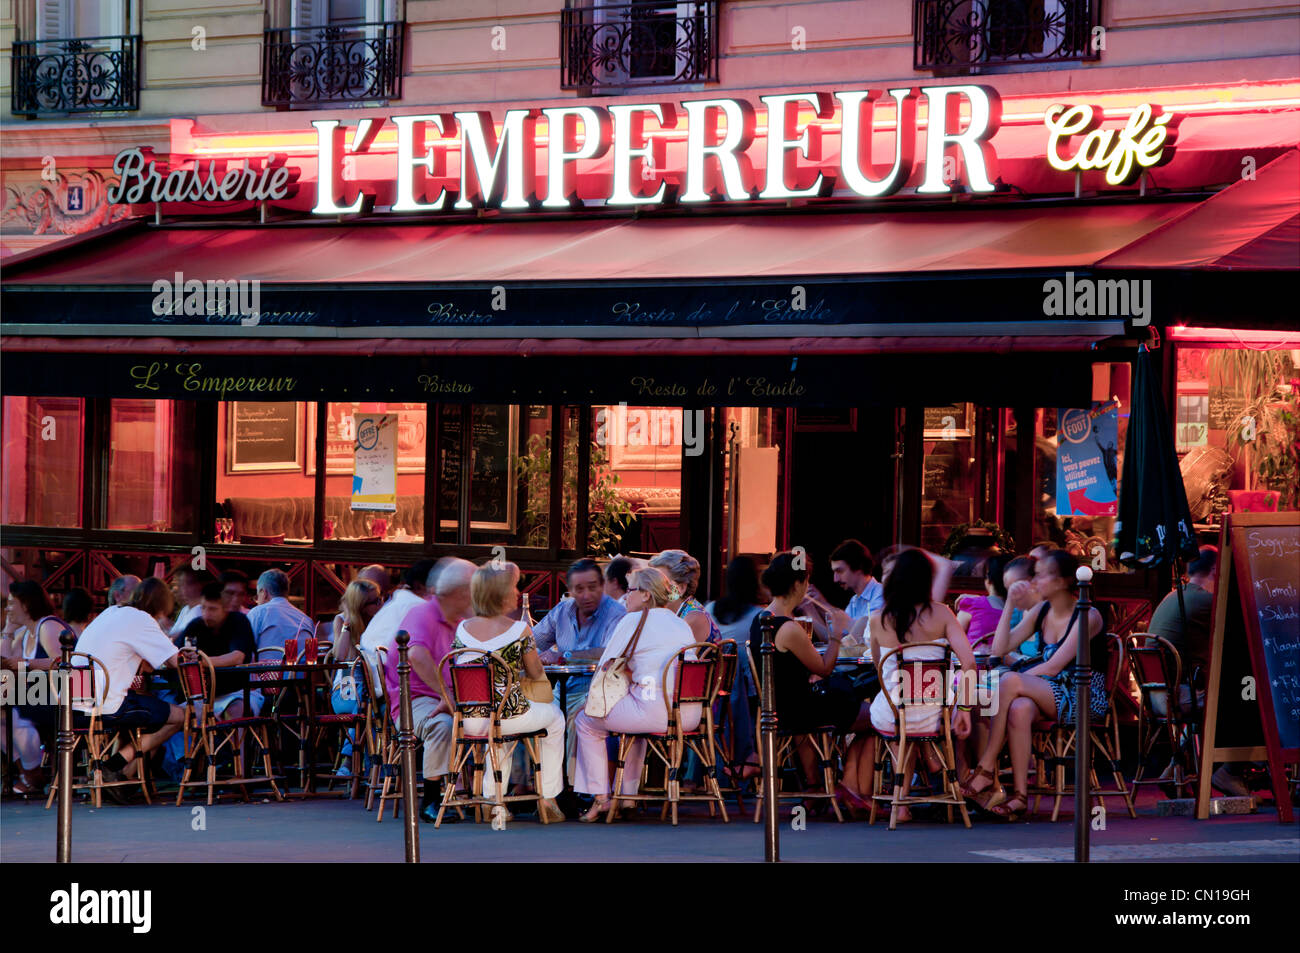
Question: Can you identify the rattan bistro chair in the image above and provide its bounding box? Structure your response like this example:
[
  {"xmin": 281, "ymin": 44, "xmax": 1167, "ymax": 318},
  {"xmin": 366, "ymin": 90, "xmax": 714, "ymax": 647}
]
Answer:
[
  {"xmin": 175, "ymin": 651, "xmax": 284, "ymax": 806},
  {"xmin": 431, "ymin": 647, "xmax": 552, "ymax": 827},
  {"xmin": 357, "ymin": 646, "xmax": 392, "ymax": 813},
  {"xmin": 604, "ymin": 641, "xmax": 730, "ymax": 825},
  {"xmin": 867, "ymin": 642, "xmax": 971, "ymax": 830},
  {"xmin": 744, "ymin": 645, "xmax": 844, "ymax": 824},
  {"xmin": 43, "ymin": 654, "xmax": 153, "ymax": 808},
  {"xmin": 1127, "ymin": 633, "xmax": 1202, "ymax": 795},
  {"xmin": 710, "ymin": 638, "xmax": 751, "ymax": 813},
  {"xmin": 1030, "ymin": 633, "xmax": 1137, "ymax": 822}
]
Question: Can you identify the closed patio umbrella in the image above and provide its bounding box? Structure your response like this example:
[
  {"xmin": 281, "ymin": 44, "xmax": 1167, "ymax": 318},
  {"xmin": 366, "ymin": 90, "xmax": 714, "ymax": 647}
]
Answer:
[{"xmin": 1115, "ymin": 344, "xmax": 1200, "ymax": 576}]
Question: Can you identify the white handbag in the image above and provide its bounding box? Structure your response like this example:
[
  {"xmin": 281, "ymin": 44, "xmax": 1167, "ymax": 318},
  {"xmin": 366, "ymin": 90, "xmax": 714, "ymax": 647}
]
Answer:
[{"xmin": 584, "ymin": 610, "xmax": 650, "ymax": 718}]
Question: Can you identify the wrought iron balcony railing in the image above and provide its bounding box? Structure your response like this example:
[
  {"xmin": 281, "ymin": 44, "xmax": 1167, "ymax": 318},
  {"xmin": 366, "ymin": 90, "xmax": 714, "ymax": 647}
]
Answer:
[
  {"xmin": 10, "ymin": 34, "xmax": 141, "ymax": 117},
  {"xmin": 262, "ymin": 21, "xmax": 404, "ymax": 108},
  {"xmin": 914, "ymin": 0, "xmax": 1101, "ymax": 73},
  {"xmin": 561, "ymin": 1, "xmax": 719, "ymax": 90}
]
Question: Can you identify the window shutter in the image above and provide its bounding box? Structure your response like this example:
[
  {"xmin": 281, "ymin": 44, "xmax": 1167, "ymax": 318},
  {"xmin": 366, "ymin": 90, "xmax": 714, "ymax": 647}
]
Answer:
[
  {"xmin": 292, "ymin": 0, "xmax": 322, "ymax": 29},
  {"xmin": 36, "ymin": 0, "xmax": 68, "ymax": 41}
]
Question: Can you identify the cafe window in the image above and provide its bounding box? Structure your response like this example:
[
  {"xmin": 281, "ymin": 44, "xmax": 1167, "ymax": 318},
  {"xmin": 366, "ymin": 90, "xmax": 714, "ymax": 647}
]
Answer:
[
  {"xmin": 216, "ymin": 401, "xmax": 316, "ymax": 544},
  {"xmin": 322, "ymin": 401, "xmax": 427, "ymax": 543},
  {"xmin": 721, "ymin": 407, "xmax": 783, "ymax": 560},
  {"xmin": 593, "ymin": 405, "xmax": 682, "ymax": 556},
  {"xmin": 921, "ymin": 403, "xmax": 978, "ymax": 553},
  {"xmin": 1031, "ymin": 362, "xmax": 1131, "ymax": 572},
  {"xmin": 105, "ymin": 399, "xmax": 197, "ymax": 532},
  {"xmin": 1, "ymin": 395, "xmax": 83, "ymax": 528},
  {"xmin": 1176, "ymin": 345, "xmax": 1299, "ymax": 521}
]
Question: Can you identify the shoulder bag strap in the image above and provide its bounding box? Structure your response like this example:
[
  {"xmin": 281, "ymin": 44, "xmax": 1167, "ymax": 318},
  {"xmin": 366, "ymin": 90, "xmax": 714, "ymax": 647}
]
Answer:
[{"xmin": 618, "ymin": 609, "xmax": 651, "ymax": 663}]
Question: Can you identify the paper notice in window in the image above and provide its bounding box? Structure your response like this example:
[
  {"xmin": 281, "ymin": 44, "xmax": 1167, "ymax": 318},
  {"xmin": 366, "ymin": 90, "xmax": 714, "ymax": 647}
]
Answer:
[{"xmin": 351, "ymin": 413, "xmax": 398, "ymax": 512}]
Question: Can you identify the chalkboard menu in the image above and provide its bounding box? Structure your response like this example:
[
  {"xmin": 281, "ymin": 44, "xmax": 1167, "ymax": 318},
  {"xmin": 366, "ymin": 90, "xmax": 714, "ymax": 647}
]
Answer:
[
  {"xmin": 226, "ymin": 401, "xmax": 301, "ymax": 473},
  {"xmin": 1208, "ymin": 388, "xmax": 1248, "ymax": 431},
  {"xmin": 923, "ymin": 403, "xmax": 971, "ymax": 437},
  {"xmin": 1239, "ymin": 523, "xmax": 1300, "ymax": 749},
  {"xmin": 1197, "ymin": 512, "xmax": 1299, "ymax": 823},
  {"xmin": 437, "ymin": 404, "xmax": 518, "ymax": 531}
]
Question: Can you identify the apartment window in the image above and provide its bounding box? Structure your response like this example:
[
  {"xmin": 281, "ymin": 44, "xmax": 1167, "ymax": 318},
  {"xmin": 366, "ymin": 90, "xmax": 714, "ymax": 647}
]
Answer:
[
  {"xmin": 914, "ymin": 0, "xmax": 1100, "ymax": 73},
  {"xmin": 11, "ymin": 1, "xmax": 139, "ymax": 116},
  {"xmin": 263, "ymin": 0, "xmax": 404, "ymax": 108},
  {"xmin": 561, "ymin": 1, "xmax": 720, "ymax": 92}
]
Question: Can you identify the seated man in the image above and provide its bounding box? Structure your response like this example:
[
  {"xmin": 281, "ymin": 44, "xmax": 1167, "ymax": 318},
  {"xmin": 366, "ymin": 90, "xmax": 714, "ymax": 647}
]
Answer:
[
  {"xmin": 1147, "ymin": 544, "xmax": 1217, "ymax": 696},
  {"xmin": 220, "ymin": 570, "xmax": 251, "ymax": 616},
  {"xmin": 388, "ymin": 558, "xmax": 475, "ymax": 823},
  {"xmin": 534, "ymin": 558, "xmax": 627, "ymax": 781},
  {"xmin": 180, "ymin": 582, "xmax": 262, "ymax": 720},
  {"xmin": 830, "ymin": 539, "xmax": 884, "ymax": 644},
  {"xmin": 72, "ymin": 578, "xmax": 186, "ymax": 780},
  {"xmin": 247, "ymin": 569, "xmax": 314, "ymax": 655},
  {"xmin": 359, "ymin": 563, "xmax": 426, "ymax": 652}
]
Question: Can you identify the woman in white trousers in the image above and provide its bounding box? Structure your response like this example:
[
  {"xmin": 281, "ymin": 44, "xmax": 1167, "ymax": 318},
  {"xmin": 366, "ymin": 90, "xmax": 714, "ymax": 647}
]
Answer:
[
  {"xmin": 453, "ymin": 561, "xmax": 565, "ymax": 823},
  {"xmin": 574, "ymin": 567, "xmax": 700, "ymax": 821}
]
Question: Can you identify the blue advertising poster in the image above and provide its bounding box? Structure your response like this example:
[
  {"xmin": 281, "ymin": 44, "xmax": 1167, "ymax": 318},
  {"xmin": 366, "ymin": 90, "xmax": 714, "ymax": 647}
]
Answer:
[{"xmin": 1056, "ymin": 401, "xmax": 1120, "ymax": 517}]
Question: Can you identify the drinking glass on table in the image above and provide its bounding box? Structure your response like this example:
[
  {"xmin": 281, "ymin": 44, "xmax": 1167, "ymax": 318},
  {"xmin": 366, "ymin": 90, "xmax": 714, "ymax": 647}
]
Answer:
[
  {"xmin": 373, "ymin": 517, "xmax": 388, "ymax": 539},
  {"xmin": 323, "ymin": 516, "xmax": 336, "ymax": 540},
  {"xmin": 364, "ymin": 516, "xmax": 375, "ymax": 537}
]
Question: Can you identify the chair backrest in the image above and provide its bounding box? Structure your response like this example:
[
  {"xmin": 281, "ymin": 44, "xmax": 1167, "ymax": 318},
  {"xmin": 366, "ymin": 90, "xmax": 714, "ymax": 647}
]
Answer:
[
  {"xmin": 713, "ymin": 638, "xmax": 738, "ymax": 700},
  {"xmin": 663, "ymin": 642, "xmax": 717, "ymax": 709},
  {"xmin": 435, "ymin": 647, "xmax": 510, "ymax": 718},
  {"xmin": 1102, "ymin": 633, "xmax": 1127, "ymax": 699},
  {"xmin": 873, "ymin": 641, "xmax": 954, "ymax": 721},
  {"xmin": 55, "ymin": 653, "xmax": 109, "ymax": 714},
  {"xmin": 175, "ymin": 651, "xmax": 214, "ymax": 706},
  {"xmin": 358, "ymin": 646, "xmax": 387, "ymax": 706},
  {"xmin": 1126, "ymin": 633, "xmax": 1182, "ymax": 697}
]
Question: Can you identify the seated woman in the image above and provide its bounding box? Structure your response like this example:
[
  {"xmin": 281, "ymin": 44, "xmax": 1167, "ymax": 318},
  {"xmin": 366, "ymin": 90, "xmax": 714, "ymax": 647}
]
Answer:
[
  {"xmin": 574, "ymin": 567, "xmax": 698, "ymax": 822},
  {"xmin": 649, "ymin": 550, "xmax": 721, "ymax": 644},
  {"xmin": 329, "ymin": 579, "xmax": 383, "ymax": 774},
  {"xmin": 863, "ymin": 548, "xmax": 977, "ymax": 822},
  {"xmin": 453, "ymin": 560, "xmax": 565, "ymax": 824},
  {"xmin": 749, "ymin": 552, "xmax": 875, "ymax": 810},
  {"xmin": 962, "ymin": 549, "xmax": 1106, "ymax": 820},
  {"xmin": 705, "ymin": 557, "xmax": 764, "ymax": 780},
  {"xmin": 1, "ymin": 581, "xmax": 67, "ymax": 794},
  {"xmin": 956, "ymin": 553, "xmax": 1017, "ymax": 654}
]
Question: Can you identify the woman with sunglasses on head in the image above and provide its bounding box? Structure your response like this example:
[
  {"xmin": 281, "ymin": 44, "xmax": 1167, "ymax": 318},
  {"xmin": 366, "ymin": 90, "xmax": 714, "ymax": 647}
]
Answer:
[
  {"xmin": 329, "ymin": 578, "xmax": 384, "ymax": 767},
  {"xmin": 962, "ymin": 549, "xmax": 1106, "ymax": 821}
]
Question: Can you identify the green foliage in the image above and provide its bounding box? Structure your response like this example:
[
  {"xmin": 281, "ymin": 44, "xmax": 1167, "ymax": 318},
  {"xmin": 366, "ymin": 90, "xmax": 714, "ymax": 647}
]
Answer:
[
  {"xmin": 516, "ymin": 432, "xmax": 634, "ymax": 554},
  {"xmin": 1209, "ymin": 350, "xmax": 1299, "ymax": 509}
]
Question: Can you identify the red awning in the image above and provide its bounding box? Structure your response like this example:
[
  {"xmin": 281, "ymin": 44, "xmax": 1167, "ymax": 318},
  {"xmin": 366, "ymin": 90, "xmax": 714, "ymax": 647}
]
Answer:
[
  {"xmin": 3, "ymin": 201, "xmax": 1196, "ymax": 285},
  {"xmin": 1098, "ymin": 149, "xmax": 1300, "ymax": 270}
]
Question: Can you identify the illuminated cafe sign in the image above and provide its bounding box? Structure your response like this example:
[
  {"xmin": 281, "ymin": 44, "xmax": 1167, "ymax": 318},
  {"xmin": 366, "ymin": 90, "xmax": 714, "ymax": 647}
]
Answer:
[{"xmin": 105, "ymin": 86, "xmax": 1175, "ymax": 213}]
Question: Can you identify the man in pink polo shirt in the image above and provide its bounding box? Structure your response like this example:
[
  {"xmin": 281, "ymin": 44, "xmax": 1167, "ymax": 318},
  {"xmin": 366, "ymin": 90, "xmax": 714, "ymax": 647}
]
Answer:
[{"xmin": 384, "ymin": 557, "xmax": 475, "ymax": 824}]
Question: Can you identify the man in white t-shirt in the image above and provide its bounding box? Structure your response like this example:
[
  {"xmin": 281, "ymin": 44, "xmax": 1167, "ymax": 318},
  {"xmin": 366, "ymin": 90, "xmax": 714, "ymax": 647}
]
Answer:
[{"xmin": 74, "ymin": 600, "xmax": 186, "ymax": 776}]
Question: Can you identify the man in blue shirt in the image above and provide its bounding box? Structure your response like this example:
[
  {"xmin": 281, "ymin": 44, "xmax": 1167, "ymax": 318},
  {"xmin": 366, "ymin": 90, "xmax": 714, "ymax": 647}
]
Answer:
[
  {"xmin": 830, "ymin": 539, "xmax": 884, "ymax": 643},
  {"xmin": 534, "ymin": 558, "xmax": 626, "ymax": 781},
  {"xmin": 247, "ymin": 569, "xmax": 314, "ymax": 654}
]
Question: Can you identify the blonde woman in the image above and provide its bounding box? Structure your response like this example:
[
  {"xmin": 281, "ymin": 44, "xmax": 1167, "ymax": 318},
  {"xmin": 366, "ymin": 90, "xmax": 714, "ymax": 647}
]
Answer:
[
  {"xmin": 649, "ymin": 550, "xmax": 720, "ymax": 644},
  {"xmin": 330, "ymin": 578, "xmax": 382, "ymax": 763},
  {"xmin": 452, "ymin": 560, "xmax": 565, "ymax": 823},
  {"xmin": 573, "ymin": 566, "xmax": 699, "ymax": 822}
]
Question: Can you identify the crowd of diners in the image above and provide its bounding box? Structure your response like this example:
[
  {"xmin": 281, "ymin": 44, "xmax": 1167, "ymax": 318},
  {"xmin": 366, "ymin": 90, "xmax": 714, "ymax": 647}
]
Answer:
[{"xmin": 0, "ymin": 537, "xmax": 1225, "ymax": 822}]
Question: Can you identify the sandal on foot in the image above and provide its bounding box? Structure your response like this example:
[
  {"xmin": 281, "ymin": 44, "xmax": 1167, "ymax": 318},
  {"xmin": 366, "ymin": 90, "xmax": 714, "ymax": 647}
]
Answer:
[
  {"xmin": 959, "ymin": 765, "xmax": 997, "ymax": 799},
  {"xmin": 578, "ymin": 799, "xmax": 611, "ymax": 823},
  {"xmin": 990, "ymin": 790, "xmax": 1028, "ymax": 822}
]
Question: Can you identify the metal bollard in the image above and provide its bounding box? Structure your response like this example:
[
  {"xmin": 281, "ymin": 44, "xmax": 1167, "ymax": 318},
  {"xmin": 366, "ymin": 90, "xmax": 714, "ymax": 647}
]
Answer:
[
  {"xmin": 1073, "ymin": 566, "xmax": 1094, "ymax": 864},
  {"xmin": 758, "ymin": 611, "xmax": 779, "ymax": 863},
  {"xmin": 395, "ymin": 630, "xmax": 420, "ymax": 863},
  {"xmin": 56, "ymin": 626, "xmax": 75, "ymax": 863}
]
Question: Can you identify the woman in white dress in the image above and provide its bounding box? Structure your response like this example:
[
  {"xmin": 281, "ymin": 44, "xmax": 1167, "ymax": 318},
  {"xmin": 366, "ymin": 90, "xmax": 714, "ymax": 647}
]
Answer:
[
  {"xmin": 573, "ymin": 567, "xmax": 699, "ymax": 822},
  {"xmin": 452, "ymin": 560, "xmax": 566, "ymax": 824},
  {"xmin": 865, "ymin": 548, "xmax": 977, "ymax": 822}
]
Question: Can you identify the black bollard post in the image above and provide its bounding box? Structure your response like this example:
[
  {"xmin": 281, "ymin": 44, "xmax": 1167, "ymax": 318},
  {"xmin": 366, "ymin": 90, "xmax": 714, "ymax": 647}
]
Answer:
[
  {"xmin": 1073, "ymin": 566, "xmax": 1094, "ymax": 864},
  {"xmin": 758, "ymin": 611, "xmax": 779, "ymax": 863},
  {"xmin": 56, "ymin": 626, "xmax": 76, "ymax": 863},
  {"xmin": 395, "ymin": 630, "xmax": 420, "ymax": 863}
]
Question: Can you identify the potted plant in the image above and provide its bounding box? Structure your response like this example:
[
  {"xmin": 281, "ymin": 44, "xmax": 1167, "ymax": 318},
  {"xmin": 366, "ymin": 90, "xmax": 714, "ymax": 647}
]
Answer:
[
  {"xmin": 517, "ymin": 432, "xmax": 634, "ymax": 554},
  {"xmin": 1209, "ymin": 350, "xmax": 1299, "ymax": 510}
]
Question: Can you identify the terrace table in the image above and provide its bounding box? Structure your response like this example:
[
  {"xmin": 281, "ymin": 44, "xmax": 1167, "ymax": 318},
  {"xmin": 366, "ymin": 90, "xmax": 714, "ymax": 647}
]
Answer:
[{"xmin": 544, "ymin": 661, "xmax": 596, "ymax": 789}]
